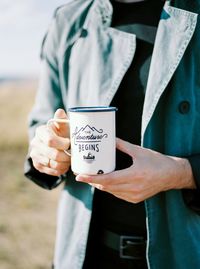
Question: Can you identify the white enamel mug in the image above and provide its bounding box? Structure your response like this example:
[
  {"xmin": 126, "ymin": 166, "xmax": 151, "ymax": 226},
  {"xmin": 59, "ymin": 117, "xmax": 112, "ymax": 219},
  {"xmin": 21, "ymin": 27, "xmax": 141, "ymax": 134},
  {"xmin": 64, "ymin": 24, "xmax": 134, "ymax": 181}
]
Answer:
[{"xmin": 48, "ymin": 106, "xmax": 117, "ymax": 175}]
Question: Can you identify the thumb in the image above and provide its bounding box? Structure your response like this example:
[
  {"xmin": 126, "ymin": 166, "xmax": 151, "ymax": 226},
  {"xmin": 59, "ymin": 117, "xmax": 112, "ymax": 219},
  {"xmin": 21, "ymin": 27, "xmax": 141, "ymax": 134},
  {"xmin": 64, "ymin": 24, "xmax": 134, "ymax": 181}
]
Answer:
[
  {"xmin": 52, "ymin": 109, "xmax": 69, "ymax": 137},
  {"xmin": 54, "ymin": 108, "xmax": 68, "ymax": 120},
  {"xmin": 116, "ymin": 137, "xmax": 139, "ymax": 158}
]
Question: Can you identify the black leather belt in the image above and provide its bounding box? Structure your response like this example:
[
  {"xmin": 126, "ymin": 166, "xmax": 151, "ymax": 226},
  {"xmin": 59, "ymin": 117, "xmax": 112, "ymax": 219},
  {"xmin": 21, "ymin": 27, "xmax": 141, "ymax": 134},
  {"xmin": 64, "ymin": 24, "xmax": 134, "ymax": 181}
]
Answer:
[{"xmin": 101, "ymin": 230, "xmax": 146, "ymax": 260}]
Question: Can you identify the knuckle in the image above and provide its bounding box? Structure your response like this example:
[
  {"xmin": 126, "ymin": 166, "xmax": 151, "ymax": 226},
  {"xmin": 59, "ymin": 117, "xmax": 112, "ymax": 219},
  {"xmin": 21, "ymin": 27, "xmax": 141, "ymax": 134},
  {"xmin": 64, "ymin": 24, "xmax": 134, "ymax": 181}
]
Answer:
[
  {"xmin": 46, "ymin": 134, "xmax": 55, "ymax": 147},
  {"xmin": 50, "ymin": 149, "xmax": 60, "ymax": 161},
  {"xmin": 53, "ymin": 150, "xmax": 61, "ymax": 161},
  {"xmin": 50, "ymin": 160, "xmax": 68, "ymax": 172}
]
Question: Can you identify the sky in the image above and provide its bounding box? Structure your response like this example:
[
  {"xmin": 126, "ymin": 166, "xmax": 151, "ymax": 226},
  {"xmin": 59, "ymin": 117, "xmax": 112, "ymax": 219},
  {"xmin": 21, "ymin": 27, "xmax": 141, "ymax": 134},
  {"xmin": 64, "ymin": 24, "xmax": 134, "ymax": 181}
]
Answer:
[{"xmin": 0, "ymin": 0, "xmax": 69, "ymax": 78}]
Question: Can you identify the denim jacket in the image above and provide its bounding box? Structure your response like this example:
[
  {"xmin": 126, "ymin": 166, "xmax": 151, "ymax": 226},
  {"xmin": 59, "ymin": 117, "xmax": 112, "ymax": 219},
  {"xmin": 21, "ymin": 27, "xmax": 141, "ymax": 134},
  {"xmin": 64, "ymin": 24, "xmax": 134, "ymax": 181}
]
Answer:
[{"xmin": 25, "ymin": 0, "xmax": 200, "ymax": 268}]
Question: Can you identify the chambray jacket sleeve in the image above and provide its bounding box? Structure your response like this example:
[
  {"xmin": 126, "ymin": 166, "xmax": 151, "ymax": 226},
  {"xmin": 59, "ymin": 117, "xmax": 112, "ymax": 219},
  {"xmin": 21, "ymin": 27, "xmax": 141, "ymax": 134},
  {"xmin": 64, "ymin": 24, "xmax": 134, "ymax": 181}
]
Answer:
[
  {"xmin": 183, "ymin": 156, "xmax": 200, "ymax": 214},
  {"xmin": 24, "ymin": 13, "xmax": 66, "ymax": 190}
]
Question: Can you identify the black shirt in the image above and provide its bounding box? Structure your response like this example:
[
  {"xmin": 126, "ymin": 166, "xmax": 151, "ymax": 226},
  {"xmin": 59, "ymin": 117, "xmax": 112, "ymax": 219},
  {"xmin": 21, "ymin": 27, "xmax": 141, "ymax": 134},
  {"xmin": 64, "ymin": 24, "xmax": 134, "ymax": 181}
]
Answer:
[{"xmin": 92, "ymin": 0, "xmax": 165, "ymax": 237}]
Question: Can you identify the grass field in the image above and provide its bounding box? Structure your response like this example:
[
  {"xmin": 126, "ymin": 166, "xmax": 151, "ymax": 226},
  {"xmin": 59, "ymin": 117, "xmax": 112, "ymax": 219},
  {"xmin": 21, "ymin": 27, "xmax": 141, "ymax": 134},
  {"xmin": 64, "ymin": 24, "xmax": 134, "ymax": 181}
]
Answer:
[{"xmin": 0, "ymin": 81, "xmax": 61, "ymax": 269}]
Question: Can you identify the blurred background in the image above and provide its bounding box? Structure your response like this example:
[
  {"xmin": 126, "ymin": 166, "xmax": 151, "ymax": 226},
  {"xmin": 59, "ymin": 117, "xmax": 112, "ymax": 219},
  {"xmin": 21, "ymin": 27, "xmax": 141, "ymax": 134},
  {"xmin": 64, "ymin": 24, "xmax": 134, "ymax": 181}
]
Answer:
[{"xmin": 0, "ymin": 1, "xmax": 68, "ymax": 268}]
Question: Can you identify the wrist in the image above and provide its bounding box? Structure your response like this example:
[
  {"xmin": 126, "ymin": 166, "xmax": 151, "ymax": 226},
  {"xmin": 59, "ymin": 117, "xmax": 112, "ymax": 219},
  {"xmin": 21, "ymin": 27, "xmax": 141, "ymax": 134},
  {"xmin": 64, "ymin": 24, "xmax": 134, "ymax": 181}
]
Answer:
[{"xmin": 171, "ymin": 157, "xmax": 196, "ymax": 190}]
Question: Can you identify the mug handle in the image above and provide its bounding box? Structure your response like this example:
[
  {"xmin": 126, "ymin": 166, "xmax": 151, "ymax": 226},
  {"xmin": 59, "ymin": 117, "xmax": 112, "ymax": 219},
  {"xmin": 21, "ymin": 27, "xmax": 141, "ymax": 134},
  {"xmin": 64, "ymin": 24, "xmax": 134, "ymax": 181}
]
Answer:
[{"xmin": 47, "ymin": 118, "xmax": 71, "ymax": 156}]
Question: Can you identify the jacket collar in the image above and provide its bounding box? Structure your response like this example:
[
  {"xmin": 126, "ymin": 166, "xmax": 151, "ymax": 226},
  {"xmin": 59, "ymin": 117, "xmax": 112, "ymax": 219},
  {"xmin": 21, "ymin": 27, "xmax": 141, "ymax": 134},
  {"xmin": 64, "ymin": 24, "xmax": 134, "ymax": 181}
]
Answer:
[{"xmin": 82, "ymin": 0, "xmax": 113, "ymax": 30}]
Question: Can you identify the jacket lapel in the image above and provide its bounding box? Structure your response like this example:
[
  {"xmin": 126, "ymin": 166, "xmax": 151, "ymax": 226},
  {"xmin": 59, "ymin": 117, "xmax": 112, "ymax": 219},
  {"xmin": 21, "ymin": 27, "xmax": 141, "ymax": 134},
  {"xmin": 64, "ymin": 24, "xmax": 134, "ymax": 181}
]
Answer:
[
  {"xmin": 141, "ymin": 1, "xmax": 198, "ymax": 142},
  {"xmin": 63, "ymin": 0, "xmax": 137, "ymax": 108}
]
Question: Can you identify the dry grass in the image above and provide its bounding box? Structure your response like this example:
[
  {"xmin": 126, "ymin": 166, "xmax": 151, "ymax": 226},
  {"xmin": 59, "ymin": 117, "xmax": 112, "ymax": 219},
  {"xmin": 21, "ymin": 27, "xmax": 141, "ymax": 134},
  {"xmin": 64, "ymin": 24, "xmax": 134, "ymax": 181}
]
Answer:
[
  {"xmin": 0, "ymin": 81, "xmax": 61, "ymax": 269},
  {"xmin": 0, "ymin": 81, "xmax": 36, "ymax": 150}
]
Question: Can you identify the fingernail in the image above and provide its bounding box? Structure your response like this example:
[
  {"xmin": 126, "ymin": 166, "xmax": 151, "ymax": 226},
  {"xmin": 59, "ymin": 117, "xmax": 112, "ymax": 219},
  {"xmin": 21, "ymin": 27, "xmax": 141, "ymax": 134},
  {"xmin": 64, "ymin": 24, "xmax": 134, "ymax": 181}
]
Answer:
[{"xmin": 76, "ymin": 175, "xmax": 88, "ymax": 182}]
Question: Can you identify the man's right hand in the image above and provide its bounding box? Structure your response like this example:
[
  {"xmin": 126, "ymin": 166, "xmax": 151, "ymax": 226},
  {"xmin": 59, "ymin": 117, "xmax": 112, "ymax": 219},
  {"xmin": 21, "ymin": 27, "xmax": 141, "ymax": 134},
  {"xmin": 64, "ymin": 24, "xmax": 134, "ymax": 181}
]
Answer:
[{"xmin": 30, "ymin": 109, "xmax": 71, "ymax": 177}]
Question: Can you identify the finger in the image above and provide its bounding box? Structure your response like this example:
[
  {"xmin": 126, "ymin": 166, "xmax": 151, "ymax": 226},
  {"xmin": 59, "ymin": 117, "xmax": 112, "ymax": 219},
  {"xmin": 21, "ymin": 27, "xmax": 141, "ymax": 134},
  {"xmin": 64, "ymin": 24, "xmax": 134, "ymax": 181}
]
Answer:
[
  {"xmin": 76, "ymin": 167, "xmax": 133, "ymax": 186},
  {"xmin": 31, "ymin": 138, "xmax": 70, "ymax": 162},
  {"xmin": 116, "ymin": 137, "xmax": 141, "ymax": 158},
  {"xmin": 32, "ymin": 160, "xmax": 67, "ymax": 177},
  {"xmin": 47, "ymin": 148, "xmax": 71, "ymax": 163},
  {"xmin": 89, "ymin": 182, "xmax": 139, "ymax": 195},
  {"xmin": 102, "ymin": 183, "xmax": 137, "ymax": 193},
  {"xmin": 89, "ymin": 183, "xmax": 124, "ymax": 193},
  {"xmin": 30, "ymin": 149, "xmax": 50, "ymax": 166},
  {"xmin": 31, "ymin": 153, "xmax": 70, "ymax": 174},
  {"xmin": 89, "ymin": 183, "xmax": 105, "ymax": 191},
  {"xmin": 49, "ymin": 159, "xmax": 70, "ymax": 171},
  {"xmin": 36, "ymin": 125, "xmax": 70, "ymax": 150}
]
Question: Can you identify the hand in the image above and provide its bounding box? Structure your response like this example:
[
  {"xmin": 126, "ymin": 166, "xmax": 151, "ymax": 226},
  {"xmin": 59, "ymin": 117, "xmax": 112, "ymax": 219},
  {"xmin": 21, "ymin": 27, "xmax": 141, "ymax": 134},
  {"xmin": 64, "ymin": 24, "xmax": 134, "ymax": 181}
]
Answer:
[
  {"xmin": 30, "ymin": 109, "xmax": 71, "ymax": 176},
  {"xmin": 76, "ymin": 138, "xmax": 195, "ymax": 203}
]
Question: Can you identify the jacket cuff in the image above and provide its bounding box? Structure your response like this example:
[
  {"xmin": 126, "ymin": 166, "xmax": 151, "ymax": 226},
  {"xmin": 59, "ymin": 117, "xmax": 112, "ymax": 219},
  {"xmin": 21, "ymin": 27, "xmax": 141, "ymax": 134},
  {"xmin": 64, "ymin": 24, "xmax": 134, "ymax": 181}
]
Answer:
[
  {"xmin": 182, "ymin": 155, "xmax": 200, "ymax": 215},
  {"xmin": 24, "ymin": 157, "xmax": 63, "ymax": 190}
]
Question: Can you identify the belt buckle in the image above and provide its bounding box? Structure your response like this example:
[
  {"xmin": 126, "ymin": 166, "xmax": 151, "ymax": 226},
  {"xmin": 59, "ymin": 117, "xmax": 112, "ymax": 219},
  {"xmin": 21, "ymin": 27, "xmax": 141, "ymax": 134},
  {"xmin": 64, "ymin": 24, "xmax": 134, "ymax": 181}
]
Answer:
[{"xmin": 119, "ymin": 235, "xmax": 145, "ymax": 260}]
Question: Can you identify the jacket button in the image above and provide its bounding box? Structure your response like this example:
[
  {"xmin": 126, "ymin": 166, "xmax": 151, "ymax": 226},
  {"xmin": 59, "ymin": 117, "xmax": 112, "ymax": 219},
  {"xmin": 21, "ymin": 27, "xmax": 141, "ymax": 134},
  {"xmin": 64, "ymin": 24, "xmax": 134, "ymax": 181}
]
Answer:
[
  {"xmin": 178, "ymin": 101, "xmax": 190, "ymax": 114},
  {"xmin": 80, "ymin": 29, "xmax": 88, "ymax": 38}
]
